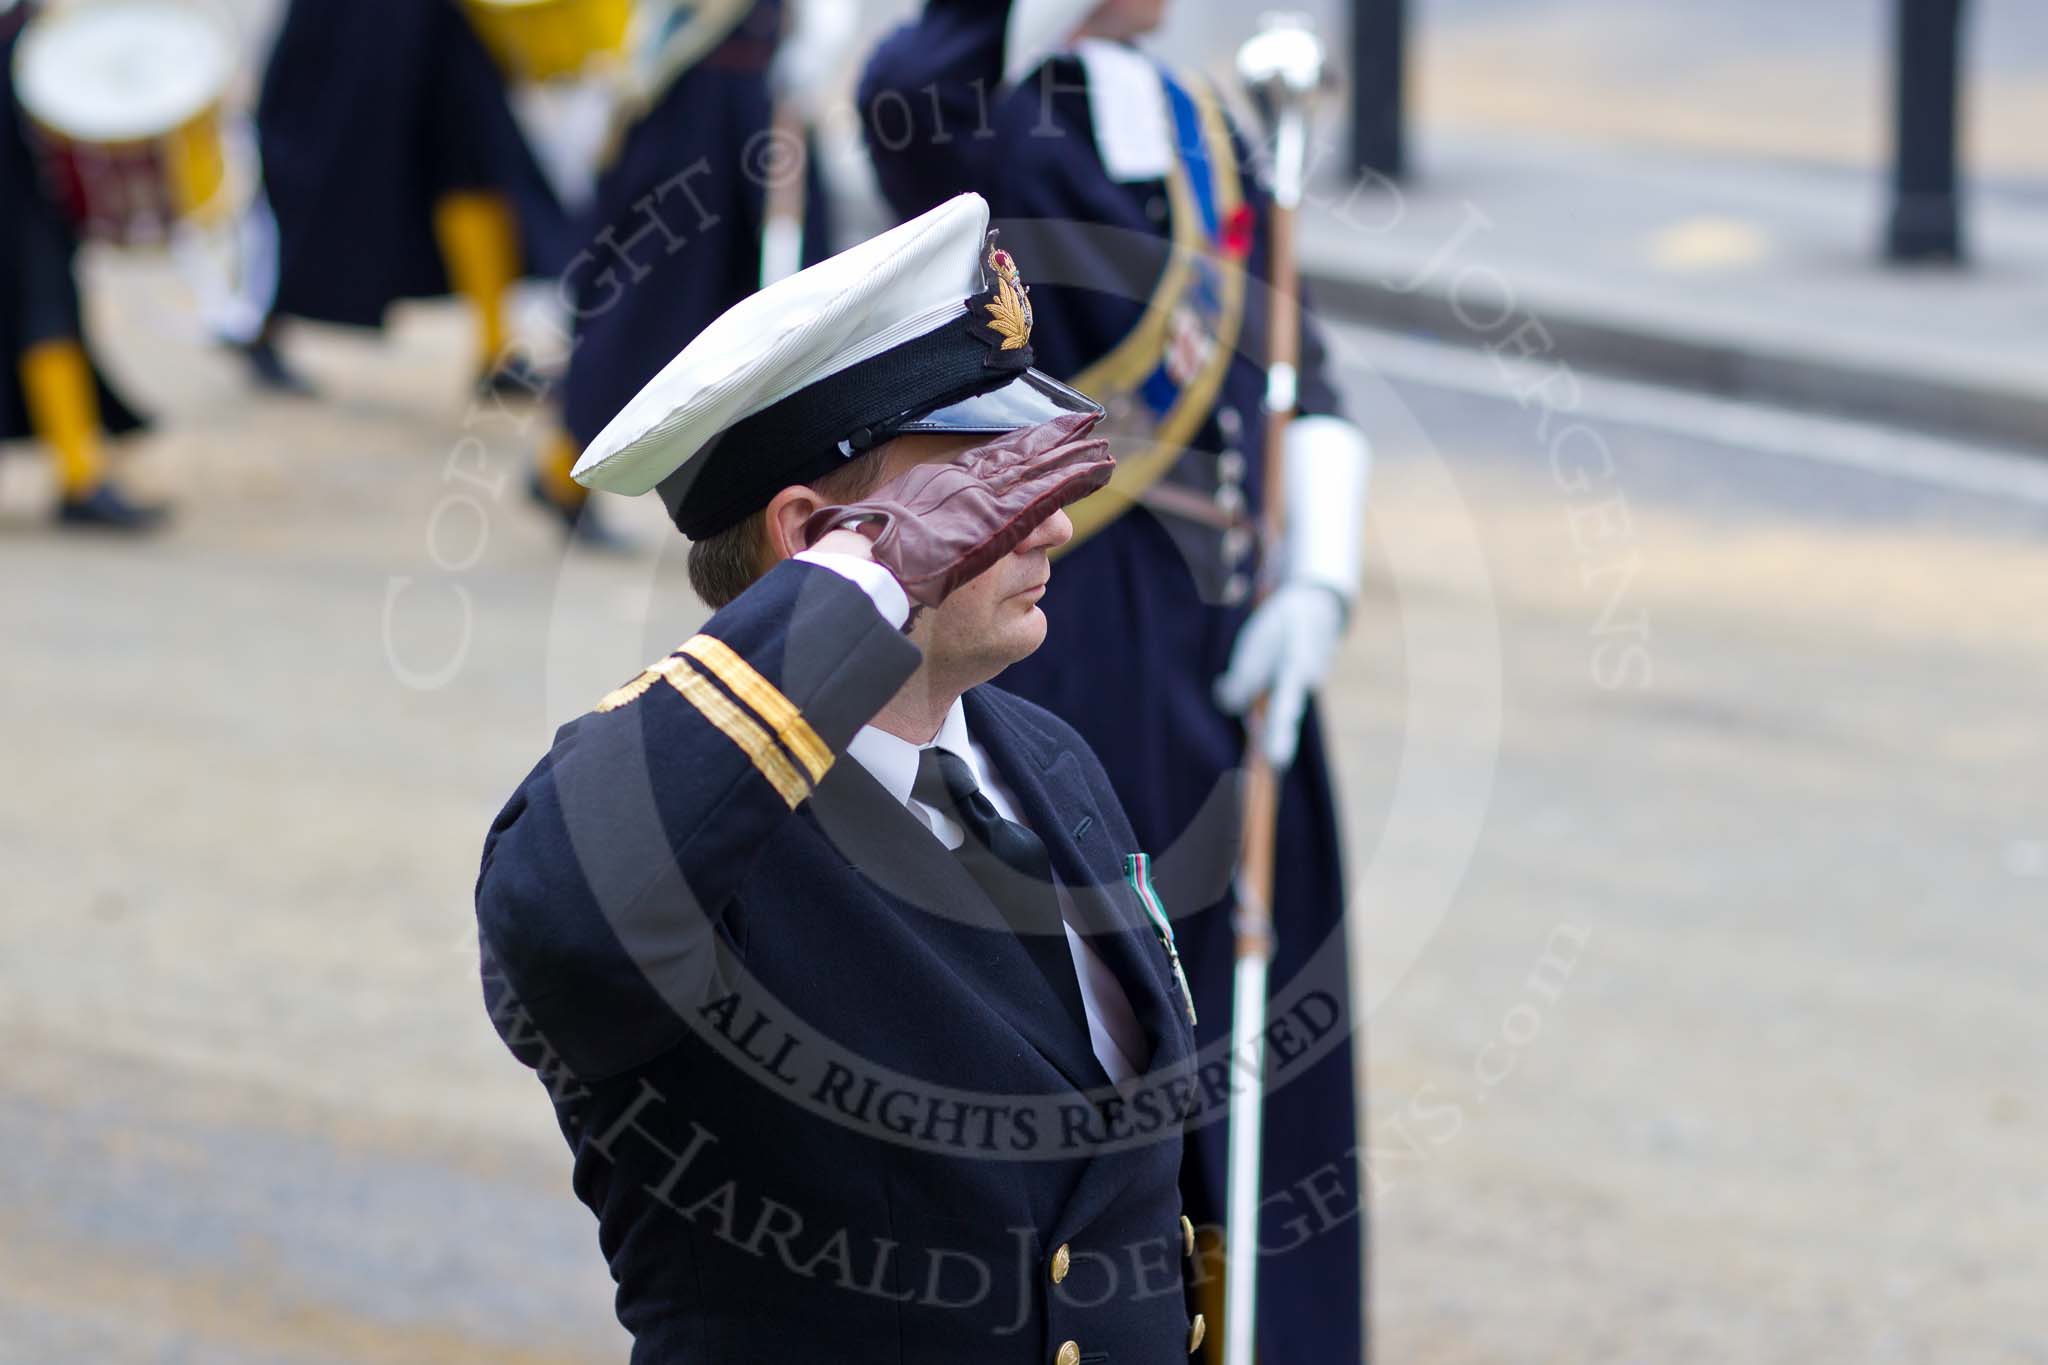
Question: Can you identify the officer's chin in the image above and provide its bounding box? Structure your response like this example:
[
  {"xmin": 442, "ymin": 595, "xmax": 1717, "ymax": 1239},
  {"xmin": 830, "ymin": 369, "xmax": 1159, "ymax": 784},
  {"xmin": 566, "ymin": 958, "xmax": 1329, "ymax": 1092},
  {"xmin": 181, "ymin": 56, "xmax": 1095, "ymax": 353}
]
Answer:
[{"xmin": 997, "ymin": 604, "xmax": 1050, "ymax": 669}]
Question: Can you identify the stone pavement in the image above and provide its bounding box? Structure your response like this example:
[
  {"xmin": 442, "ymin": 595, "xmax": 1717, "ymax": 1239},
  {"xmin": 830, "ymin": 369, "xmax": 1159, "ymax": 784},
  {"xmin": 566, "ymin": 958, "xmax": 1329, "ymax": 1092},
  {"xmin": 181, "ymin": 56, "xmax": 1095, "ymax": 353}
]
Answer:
[
  {"xmin": 1404, "ymin": 0, "xmax": 2048, "ymax": 179},
  {"xmin": 1290, "ymin": 130, "xmax": 2048, "ymax": 449}
]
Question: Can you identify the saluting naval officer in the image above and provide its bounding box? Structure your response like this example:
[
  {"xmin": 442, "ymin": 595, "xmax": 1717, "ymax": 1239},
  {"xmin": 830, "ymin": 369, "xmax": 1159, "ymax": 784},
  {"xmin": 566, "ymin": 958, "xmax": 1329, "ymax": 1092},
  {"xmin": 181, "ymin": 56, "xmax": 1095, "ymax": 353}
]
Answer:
[
  {"xmin": 478, "ymin": 194, "xmax": 1220, "ymax": 1363},
  {"xmin": 860, "ymin": 5, "xmax": 1374, "ymax": 1361}
]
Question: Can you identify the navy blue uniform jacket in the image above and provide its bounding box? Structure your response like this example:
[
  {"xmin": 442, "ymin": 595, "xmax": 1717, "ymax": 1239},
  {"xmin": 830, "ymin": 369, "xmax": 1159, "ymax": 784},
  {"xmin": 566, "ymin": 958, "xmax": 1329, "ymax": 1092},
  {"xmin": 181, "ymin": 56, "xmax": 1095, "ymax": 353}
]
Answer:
[
  {"xmin": 478, "ymin": 561, "xmax": 1206, "ymax": 1362},
  {"xmin": 862, "ymin": 9, "xmax": 1366, "ymax": 1362}
]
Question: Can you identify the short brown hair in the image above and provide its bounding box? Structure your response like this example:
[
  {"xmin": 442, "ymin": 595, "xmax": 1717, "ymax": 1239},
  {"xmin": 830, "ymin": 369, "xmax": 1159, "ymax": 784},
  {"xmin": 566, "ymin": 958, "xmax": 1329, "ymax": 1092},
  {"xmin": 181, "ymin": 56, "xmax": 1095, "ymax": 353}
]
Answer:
[{"xmin": 686, "ymin": 447, "xmax": 892, "ymax": 608}]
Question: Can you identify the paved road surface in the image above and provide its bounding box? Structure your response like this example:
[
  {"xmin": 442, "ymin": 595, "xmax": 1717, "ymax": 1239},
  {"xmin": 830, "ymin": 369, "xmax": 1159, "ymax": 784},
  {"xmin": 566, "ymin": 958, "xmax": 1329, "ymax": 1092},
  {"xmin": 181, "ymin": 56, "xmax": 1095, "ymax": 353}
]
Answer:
[
  {"xmin": 2, "ymin": 232, "xmax": 2042, "ymax": 1360},
  {"xmin": 1403, "ymin": 0, "xmax": 2048, "ymax": 177}
]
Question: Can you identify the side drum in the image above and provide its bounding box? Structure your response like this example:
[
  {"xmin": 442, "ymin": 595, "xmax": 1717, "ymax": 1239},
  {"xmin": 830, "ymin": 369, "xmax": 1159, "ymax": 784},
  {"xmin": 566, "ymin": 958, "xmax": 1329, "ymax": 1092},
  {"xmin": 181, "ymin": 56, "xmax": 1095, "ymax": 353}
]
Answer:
[{"xmin": 12, "ymin": 0, "xmax": 237, "ymax": 246}]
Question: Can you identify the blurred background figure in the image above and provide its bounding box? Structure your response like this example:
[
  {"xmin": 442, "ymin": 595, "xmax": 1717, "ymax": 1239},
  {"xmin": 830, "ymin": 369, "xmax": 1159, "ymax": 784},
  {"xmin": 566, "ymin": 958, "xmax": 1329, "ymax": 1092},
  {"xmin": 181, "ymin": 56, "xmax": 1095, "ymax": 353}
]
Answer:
[
  {"xmin": 244, "ymin": 0, "xmax": 568, "ymax": 401},
  {"xmin": 537, "ymin": 0, "xmax": 853, "ymax": 545},
  {"xmin": 1, "ymin": 0, "xmax": 166, "ymax": 530},
  {"xmin": 863, "ymin": 4, "xmax": 1373, "ymax": 1362}
]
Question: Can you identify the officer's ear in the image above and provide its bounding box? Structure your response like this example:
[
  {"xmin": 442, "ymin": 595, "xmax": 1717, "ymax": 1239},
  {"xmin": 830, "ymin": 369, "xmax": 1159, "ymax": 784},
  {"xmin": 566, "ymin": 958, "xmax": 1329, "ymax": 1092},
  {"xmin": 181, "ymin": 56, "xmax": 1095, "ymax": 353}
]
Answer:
[
  {"xmin": 762, "ymin": 442, "xmax": 915, "ymax": 563},
  {"xmin": 762, "ymin": 484, "xmax": 831, "ymax": 565}
]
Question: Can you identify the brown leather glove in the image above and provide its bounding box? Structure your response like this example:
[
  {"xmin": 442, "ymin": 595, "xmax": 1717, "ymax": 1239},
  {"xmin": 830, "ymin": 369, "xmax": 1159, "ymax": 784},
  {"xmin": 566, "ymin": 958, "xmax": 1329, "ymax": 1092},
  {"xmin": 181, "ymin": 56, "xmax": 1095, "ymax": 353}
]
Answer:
[{"xmin": 802, "ymin": 412, "xmax": 1112, "ymax": 609}]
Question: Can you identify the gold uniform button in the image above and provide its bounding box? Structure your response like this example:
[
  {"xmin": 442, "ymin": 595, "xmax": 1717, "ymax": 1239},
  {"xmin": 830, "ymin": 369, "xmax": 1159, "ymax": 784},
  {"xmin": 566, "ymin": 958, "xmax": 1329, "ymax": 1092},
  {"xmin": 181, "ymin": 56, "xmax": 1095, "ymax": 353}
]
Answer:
[
  {"xmin": 1050, "ymin": 1243, "xmax": 1072, "ymax": 1285},
  {"xmin": 1181, "ymin": 1215, "xmax": 1196, "ymax": 1256},
  {"xmin": 1056, "ymin": 1340, "xmax": 1081, "ymax": 1365},
  {"xmin": 1188, "ymin": 1313, "xmax": 1207, "ymax": 1353}
]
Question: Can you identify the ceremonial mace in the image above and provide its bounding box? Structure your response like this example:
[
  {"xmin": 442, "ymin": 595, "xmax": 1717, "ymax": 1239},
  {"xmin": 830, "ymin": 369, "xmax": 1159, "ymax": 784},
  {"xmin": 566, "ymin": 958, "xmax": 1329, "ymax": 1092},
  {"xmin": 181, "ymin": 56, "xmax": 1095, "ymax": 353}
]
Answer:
[{"xmin": 1224, "ymin": 15, "xmax": 1331, "ymax": 1365}]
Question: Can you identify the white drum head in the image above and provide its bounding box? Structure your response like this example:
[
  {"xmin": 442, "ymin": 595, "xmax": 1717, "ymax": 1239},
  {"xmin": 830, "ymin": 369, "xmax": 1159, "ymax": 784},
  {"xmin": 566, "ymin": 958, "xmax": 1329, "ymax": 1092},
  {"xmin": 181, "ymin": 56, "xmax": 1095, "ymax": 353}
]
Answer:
[{"xmin": 14, "ymin": 0, "xmax": 233, "ymax": 142}]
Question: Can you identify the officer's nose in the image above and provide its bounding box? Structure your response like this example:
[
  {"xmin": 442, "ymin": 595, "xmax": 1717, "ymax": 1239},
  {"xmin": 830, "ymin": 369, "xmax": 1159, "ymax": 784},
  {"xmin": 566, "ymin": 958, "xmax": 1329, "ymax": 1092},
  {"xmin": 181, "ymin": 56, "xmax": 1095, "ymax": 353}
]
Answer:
[{"xmin": 1021, "ymin": 507, "xmax": 1074, "ymax": 554}]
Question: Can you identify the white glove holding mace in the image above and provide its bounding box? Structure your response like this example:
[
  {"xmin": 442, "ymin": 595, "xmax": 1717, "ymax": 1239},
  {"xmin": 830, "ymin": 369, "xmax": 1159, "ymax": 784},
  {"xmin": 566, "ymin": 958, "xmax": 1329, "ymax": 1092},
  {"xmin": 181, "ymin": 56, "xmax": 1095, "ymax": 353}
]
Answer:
[{"xmin": 1214, "ymin": 415, "xmax": 1372, "ymax": 769}]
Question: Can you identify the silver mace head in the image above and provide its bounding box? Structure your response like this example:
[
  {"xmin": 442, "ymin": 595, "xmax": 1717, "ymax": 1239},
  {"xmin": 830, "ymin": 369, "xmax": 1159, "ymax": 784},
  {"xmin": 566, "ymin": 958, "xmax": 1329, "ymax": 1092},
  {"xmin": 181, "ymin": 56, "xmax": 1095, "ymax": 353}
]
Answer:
[
  {"xmin": 1235, "ymin": 11, "xmax": 1333, "ymax": 108},
  {"xmin": 1236, "ymin": 12, "xmax": 1331, "ymax": 211}
]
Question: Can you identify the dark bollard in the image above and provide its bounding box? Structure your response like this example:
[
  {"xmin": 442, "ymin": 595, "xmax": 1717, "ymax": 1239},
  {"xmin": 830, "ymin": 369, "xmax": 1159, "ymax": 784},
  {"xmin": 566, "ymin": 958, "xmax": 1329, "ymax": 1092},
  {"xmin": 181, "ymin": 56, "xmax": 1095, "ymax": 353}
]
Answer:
[
  {"xmin": 1887, "ymin": 0, "xmax": 1968, "ymax": 263},
  {"xmin": 1350, "ymin": 0, "xmax": 1406, "ymax": 181}
]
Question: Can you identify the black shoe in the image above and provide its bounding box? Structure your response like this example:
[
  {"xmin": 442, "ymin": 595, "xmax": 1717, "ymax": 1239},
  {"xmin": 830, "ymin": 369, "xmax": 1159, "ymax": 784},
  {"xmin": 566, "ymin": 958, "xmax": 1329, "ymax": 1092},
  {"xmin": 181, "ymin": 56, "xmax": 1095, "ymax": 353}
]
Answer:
[
  {"xmin": 479, "ymin": 353, "xmax": 548, "ymax": 402},
  {"xmin": 58, "ymin": 484, "xmax": 171, "ymax": 533},
  {"xmin": 240, "ymin": 337, "xmax": 317, "ymax": 396},
  {"xmin": 528, "ymin": 472, "xmax": 632, "ymax": 552}
]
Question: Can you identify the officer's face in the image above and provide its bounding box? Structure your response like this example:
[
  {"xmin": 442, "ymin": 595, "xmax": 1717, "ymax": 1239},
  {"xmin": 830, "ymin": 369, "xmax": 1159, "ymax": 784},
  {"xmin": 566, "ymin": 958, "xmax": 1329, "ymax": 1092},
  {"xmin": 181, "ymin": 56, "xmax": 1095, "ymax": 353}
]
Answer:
[
  {"xmin": 919, "ymin": 498, "xmax": 1074, "ymax": 682},
  {"xmin": 883, "ymin": 433, "xmax": 1076, "ymax": 686}
]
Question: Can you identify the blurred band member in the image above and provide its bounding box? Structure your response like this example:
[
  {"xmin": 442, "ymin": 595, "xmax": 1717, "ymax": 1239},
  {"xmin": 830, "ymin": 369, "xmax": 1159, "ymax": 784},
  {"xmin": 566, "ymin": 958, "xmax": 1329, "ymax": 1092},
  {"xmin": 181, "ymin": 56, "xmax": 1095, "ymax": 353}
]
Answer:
[
  {"xmin": 535, "ymin": 0, "xmax": 853, "ymax": 543},
  {"xmin": 0, "ymin": 0, "xmax": 165, "ymax": 531},
  {"xmin": 861, "ymin": 4, "xmax": 1373, "ymax": 1361},
  {"xmin": 248, "ymin": 0, "xmax": 567, "ymax": 397}
]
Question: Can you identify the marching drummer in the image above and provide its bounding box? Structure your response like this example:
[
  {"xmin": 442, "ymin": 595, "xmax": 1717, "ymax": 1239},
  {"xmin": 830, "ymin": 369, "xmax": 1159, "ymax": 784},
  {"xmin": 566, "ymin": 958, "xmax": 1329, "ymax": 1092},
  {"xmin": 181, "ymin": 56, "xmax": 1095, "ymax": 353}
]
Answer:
[{"xmin": 1, "ymin": 0, "xmax": 166, "ymax": 531}]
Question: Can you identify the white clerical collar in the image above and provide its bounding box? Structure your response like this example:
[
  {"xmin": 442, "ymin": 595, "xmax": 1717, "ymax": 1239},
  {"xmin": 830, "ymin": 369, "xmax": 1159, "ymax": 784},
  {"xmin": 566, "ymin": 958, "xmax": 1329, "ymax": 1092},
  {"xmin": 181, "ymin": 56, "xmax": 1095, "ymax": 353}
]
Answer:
[{"xmin": 844, "ymin": 699, "xmax": 976, "ymax": 808}]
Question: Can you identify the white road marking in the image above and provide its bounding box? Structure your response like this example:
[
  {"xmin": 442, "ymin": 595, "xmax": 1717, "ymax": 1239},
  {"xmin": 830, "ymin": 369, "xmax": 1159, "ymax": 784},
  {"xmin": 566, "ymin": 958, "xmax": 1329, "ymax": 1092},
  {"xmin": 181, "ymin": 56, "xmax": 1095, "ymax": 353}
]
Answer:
[
  {"xmin": 1326, "ymin": 321, "xmax": 2048, "ymax": 507},
  {"xmin": 1646, "ymin": 216, "xmax": 1774, "ymax": 271}
]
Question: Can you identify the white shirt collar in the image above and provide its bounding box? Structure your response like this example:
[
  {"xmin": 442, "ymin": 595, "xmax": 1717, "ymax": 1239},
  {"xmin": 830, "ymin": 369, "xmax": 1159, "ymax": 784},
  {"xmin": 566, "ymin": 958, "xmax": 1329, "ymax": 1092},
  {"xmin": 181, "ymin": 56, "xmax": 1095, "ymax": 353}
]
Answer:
[{"xmin": 843, "ymin": 699, "xmax": 976, "ymax": 809}]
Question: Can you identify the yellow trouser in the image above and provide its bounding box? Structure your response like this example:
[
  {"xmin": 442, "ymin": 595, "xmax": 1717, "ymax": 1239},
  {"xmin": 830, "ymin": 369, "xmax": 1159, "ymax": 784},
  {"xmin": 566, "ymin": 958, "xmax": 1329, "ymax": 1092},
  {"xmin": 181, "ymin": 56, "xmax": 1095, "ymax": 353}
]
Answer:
[
  {"xmin": 432, "ymin": 191, "xmax": 520, "ymax": 372},
  {"xmin": 18, "ymin": 339, "xmax": 107, "ymax": 496},
  {"xmin": 539, "ymin": 429, "xmax": 587, "ymax": 510}
]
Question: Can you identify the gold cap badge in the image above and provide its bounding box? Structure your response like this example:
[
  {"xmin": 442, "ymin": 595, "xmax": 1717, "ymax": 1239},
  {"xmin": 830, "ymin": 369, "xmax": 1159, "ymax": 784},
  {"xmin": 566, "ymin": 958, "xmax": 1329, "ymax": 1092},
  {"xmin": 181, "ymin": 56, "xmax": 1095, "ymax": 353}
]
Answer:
[{"xmin": 983, "ymin": 244, "xmax": 1033, "ymax": 351}]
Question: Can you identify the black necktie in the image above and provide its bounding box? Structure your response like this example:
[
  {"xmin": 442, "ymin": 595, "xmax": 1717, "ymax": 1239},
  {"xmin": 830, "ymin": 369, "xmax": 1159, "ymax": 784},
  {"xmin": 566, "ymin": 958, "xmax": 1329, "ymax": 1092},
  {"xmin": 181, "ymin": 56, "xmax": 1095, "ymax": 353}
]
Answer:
[{"xmin": 913, "ymin": 747, "xmax": 1092, "ymax": 1041}]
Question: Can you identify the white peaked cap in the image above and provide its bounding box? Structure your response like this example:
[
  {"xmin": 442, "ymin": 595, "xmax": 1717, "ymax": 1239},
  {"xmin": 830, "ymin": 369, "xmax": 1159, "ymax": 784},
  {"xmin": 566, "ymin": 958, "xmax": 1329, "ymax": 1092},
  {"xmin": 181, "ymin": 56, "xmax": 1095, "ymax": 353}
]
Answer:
[
  {"xmin": 577, "ymin": 195, "xmax": 987, "ymax": 497},
  {"xmin": 574, "ymin": 192, "xmax": 1099, "ymax": 540}
]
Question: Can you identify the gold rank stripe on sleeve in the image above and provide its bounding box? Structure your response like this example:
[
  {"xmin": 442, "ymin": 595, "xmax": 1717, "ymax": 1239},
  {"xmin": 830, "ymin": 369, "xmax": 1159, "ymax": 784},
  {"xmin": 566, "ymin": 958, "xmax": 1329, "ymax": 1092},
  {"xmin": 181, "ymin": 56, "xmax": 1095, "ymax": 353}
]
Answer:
[
  {"xmin": 677, "ymin": 635, "xmax": 834, "ymax": 785},
  {"xmin": 660, "ymin": 656, "xmax": 814, "ymax": 809},
  {"xmin": 595, "ymin": 667, "xmax": 662, "ymax": 713},
  {"xmin": 594, "ymin": 648, "xmax": 814, "ymax": 810}
]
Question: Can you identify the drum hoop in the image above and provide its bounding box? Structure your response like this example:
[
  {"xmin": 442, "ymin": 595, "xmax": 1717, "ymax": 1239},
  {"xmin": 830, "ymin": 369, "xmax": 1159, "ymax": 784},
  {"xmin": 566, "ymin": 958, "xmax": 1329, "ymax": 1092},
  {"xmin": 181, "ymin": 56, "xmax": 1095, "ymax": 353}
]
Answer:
[{"xmin": 11, "ymin": 0, "xmax": 233, "ymax": 144}]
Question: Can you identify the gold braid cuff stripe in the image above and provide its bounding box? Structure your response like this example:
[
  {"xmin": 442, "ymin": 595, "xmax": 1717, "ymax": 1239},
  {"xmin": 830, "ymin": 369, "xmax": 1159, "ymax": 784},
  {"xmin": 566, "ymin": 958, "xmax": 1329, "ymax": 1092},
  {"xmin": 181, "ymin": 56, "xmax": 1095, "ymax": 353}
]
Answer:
[
  {"xmin": 595, "ymin": 668, "xmax": 662, "ymax": 714},
  {"xmin": 678, "ymin": 635, "xmax": 834, "ymax": 784},
  {"xmin": 593, "ymin": 649, "xmax": 813, "ymax": 810},
  {"xmin": 663, "ymin": 656, "xmax": 811, "ymax": 809}
]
